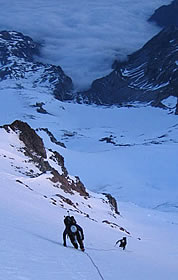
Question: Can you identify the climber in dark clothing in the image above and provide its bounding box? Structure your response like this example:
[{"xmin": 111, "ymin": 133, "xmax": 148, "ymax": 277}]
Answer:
[
  {"xmin": 115, "ymin": 237, "xmax": 127, "ymax": 250},
  {"xmin": 63, "ymin": 215, "xmax": 85, "ymax": 251}
]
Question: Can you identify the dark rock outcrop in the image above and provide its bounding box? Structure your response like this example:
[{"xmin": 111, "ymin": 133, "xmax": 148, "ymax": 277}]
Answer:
[
  {"xmin": 175, "ymin": 100, "xmax": 178, "ymax": 115},
  {"xmin": 2, "ymin": 120, "xmax": 89, "ymax": 197},
  {"xmin": 77, "ymin": 71, "xmax": 142, "ymax": 105},
  {"xmin": 148, "ymin": 0, "xmax": 178, "ymax": 28},
  {"xmin": 103, "ymin": 193, "xmax": 120, "ymax": 215},
  {"xmin": 36, "ymin": 128, "xmax": 66, "ymax": 148},
  {"xmin": 3, "ymin": 120, "xmax": 47, "ymax": 159},
  {"xmin": 102, "ymin": 220, "xmax": 130, "ymax": 233},
  {"xmin": 99, "ymin": 135, "xmax": 116, "ymax": 145}
]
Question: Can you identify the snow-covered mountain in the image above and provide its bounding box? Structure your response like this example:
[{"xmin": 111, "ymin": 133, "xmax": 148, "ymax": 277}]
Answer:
[
  {"xmin": 77, "ymin": 26, "xmax": 178, "ymax": 110},
  {"xmin": 0, "ymin": 31, "xmax": 73, "ymax": 100},
  {"xmin": 1, "ymin": 1, "xmax": 178, "ymax": 279},
  {"xmin": 0, "ymin": 0, "xmax": 171, "ymax": 88},
  {"xmin": 1, "ymin": 28, "xmax": 178, "ymax": 112}
]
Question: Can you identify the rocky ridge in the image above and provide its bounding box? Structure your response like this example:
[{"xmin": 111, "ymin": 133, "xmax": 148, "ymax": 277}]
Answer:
[
  {"xmin": 2, "ymin": 120, "xmax": 88, "ymax": 196},
  {"xmin": 0, "ymin": 31, "xmax": 73, "ymax": 100},
  {"xmin": 0, "ymin": 120, "xmax": 122, "ymax": 229},
  {"xmin": 0, "ymin": 28, "xmax": 177, "ymax": 112},
  {"xmin": 77, "ymin": 26, "xmax": 178, "ymax": 112}
]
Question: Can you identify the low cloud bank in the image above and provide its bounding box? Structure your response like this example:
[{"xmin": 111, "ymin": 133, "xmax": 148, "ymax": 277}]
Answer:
[{"xmin": 0, "ymin": 0, "xmax": 171, "ymax": 89}]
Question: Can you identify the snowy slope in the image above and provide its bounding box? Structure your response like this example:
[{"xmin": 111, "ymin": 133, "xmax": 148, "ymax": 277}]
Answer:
[
  {"xmin": 1, "ymin": 85, "xmax": 178, "ymax": 210},
  {"xmin": 0, "ymin": 121, "xmax": 121, "ymax": 222},
  {"xmin": 1, "ymin": 152, "xmax": 178, "ymax": 280},
  {"xmin": 0, "ymin": 85, "xmax": 178, "ymax": 280}
]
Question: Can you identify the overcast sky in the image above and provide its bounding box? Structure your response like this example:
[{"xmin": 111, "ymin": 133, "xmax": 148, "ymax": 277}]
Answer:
[{"xmin": 0, "ymin": 0, "xmax": 171, "ymax": 89}]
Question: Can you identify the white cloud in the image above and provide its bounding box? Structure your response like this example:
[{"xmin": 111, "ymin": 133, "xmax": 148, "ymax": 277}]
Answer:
[{"xmin": 0, "ymin": 0, "xmax": 171, "ymax": 89}]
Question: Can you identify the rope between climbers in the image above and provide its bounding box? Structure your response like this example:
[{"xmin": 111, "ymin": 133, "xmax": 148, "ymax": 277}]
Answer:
[{"xmin": 84, "ymin": 252, "xmax": 105, "ymax": 280}]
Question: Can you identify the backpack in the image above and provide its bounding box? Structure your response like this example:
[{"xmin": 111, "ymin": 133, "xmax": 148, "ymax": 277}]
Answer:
[{"xmin": 64, "ymin": 215, "xmax": 76, "ymax": 227}]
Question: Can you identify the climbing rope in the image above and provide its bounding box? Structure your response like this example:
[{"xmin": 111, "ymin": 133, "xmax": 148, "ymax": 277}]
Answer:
[
  {"xmin": 84, "ymin": 251, "xmax": 105, "ymax": 280},
  {"xmin": 83, "ymin": 245, "xmax": 128, "ymax": 279}
]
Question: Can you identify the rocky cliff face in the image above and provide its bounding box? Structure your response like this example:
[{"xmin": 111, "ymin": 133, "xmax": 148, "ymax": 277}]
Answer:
[
  {"xmin": 148, "ymin": 0, "xmax": 178, "ymax": 28},
  {"xmin": 0, "ymin": 31, "xmax": 73, "ymax": 100},
  {"xmin": 0, "ymin": 29, "xmax": 177, "ymax": 112},
  {"xmin": 2, "ymin": 120, "xmax": 88, "ymax": 197},
  {"xmin": 0, "ymin": 120, "xmax": 123, "ymax": 228},
  {"xmin": 77, "ymin": 26, "xmax": 178, "ymax": 111}
]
